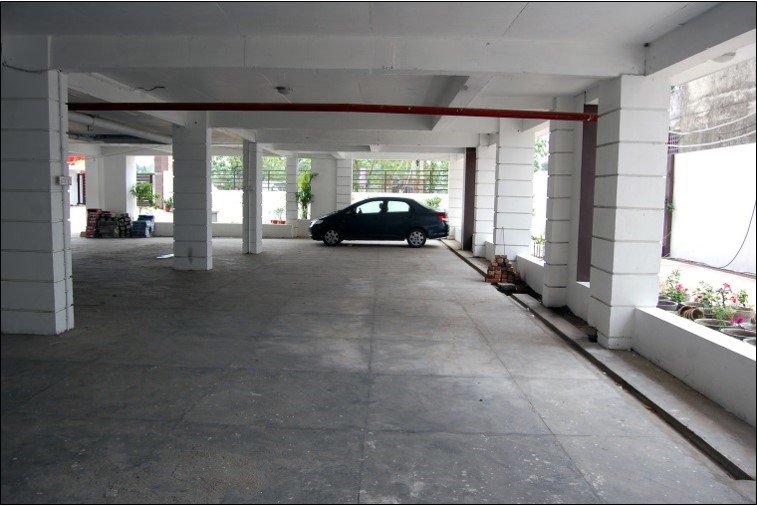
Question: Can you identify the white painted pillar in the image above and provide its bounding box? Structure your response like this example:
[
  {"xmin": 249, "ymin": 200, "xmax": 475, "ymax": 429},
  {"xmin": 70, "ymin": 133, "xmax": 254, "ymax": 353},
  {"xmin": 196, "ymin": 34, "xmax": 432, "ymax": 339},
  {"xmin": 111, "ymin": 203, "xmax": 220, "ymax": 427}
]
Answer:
[
  {"xmin": 285, "ymin": 155, "xmax": 298, "ymax": 222},
  {"xmin": 494, "ymin": 120, "xmax": 534, "ymax": 260},
  {"xmin": 83, "ymin": 149, "xmax": 104, "ymax": 209},
  {"xmin": 310, "ymin": 155, "xmax": 337, "ymax": 218},
  {"xmin": 589, "ymin": 76, "xmax": 670, "ymax": 349},
  {"xmin": 1, "ymin": 37, "xmax": 73, "ymax": 334},
  {"xmin": 101, "ymin": 152, "xmax": 137, "ymax": 217},
  {"xmin": 447, "ymin": 154, "xmax": 465, "ymax": 242},
  {"xmin": 242, "ymin": 140, "xmax": 263, "ymax": 254},
  {"xmin": 473, "ymin": 140, "xmax": 496, "ymax": 257},
  {"xmin": 172, "ymin": 112, "xmax": 212, "ymax": 270},
  {"xmin": 335, "ymin": 158, "xmax": 352, "ymax": 210},
  {"xmin": 543, "ymin": 97, "xmax": 579, "ymax": 307}
]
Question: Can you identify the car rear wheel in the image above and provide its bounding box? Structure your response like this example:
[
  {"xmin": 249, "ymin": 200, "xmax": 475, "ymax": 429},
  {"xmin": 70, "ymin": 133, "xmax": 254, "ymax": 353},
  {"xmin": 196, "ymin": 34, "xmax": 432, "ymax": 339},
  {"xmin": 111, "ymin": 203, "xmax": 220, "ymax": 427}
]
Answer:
[
  {"xmin": 406, "ymin": 228, "xmax": 427, "ymax": 248},
  {"xmin": 322, "ymin": 228, "xmax": 343, "ymax": 246}
]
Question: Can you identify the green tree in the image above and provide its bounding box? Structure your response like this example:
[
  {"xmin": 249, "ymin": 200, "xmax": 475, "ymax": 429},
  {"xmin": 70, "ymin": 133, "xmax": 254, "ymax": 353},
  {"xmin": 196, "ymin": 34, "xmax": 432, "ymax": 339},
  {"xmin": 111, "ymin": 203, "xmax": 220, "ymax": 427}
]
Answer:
[
  {"xmin": 211, "ymin": 156, "xmax": 244, "ymax": 190},
  {"xmin": 534, "ymin": 137, "xmax": 549, "ymax": 172},
  {"xmin": 296, "ymin": 170, "xmax": 317, "ymax": 219}
]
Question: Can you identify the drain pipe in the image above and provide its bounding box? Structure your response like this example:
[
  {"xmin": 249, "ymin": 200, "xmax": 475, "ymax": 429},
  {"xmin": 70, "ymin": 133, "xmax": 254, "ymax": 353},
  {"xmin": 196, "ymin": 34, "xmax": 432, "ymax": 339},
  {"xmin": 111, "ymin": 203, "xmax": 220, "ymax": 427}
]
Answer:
[
  {"xmin": 68, "ymin": 102, "xmax": 598, "ymax": 123},
  {"xmin": 68, "ymin": 112, "xmax": 172, "ymax": 144}
]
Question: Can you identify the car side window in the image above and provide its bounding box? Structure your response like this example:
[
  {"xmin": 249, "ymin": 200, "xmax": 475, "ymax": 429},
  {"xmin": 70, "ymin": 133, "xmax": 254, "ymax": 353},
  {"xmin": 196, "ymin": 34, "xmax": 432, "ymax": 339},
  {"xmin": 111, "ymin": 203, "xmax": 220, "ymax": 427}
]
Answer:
[
  {"xmin": 355, "ymin": 201, "xmax": 383, "ymax": 214},
  {"xmin": 387, "ymin": 201, "xmax": 411, "ymax": 213}
]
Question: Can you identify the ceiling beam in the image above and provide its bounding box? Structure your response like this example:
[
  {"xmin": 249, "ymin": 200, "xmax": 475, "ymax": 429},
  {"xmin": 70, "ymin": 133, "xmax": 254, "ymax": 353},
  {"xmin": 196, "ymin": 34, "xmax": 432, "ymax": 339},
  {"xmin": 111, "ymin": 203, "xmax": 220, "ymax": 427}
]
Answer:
[
  {"xmin": 50, "ymin": 35, "xmax": 644, "ymax": 78},
  {"xmin": 67, "ymin": 73, "xmax": 187, "ymax": 126},
  {"xmin": 645, "ymin": 2, "xmax": 756, "ymax": 80},
  {"xmin": 432, "ymin": 75, "xmax": 494, "ymax": 131}
]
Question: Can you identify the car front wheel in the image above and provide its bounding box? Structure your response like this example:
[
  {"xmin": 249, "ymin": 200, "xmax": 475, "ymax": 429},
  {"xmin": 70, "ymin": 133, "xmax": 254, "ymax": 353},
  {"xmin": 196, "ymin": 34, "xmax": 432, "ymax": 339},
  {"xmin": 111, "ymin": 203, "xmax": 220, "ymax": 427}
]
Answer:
[
  {"xmin": 322, "ymin": 228, "xmax": 343, "ymax": 246},
  {"xmin": 406, "ymin": 228, "xmax": 427, "ymax": 248}
]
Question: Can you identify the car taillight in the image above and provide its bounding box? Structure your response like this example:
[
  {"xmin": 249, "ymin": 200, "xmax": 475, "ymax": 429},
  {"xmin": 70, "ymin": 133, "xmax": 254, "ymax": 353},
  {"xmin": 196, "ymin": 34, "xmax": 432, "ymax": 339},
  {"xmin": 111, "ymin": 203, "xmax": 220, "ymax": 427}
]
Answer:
[{"xmin": 438, "ymin": 213, "xmax": 448, "ymax": 222}]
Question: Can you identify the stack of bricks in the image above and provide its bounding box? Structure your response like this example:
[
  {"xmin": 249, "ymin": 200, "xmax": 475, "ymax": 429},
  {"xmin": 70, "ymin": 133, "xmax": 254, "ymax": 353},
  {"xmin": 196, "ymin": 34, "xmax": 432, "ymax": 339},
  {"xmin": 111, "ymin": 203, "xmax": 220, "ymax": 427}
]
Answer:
[
  {"xmin": 97, "ymin": 211, "xmax": 120, "ymax": 238},
  {"xmin": 484, "ymin": 255, "xmax": 522, "ymax": 285},
  {"xmin": 85, "ymin": 208, "xmax": 102, "ymax": 238}
]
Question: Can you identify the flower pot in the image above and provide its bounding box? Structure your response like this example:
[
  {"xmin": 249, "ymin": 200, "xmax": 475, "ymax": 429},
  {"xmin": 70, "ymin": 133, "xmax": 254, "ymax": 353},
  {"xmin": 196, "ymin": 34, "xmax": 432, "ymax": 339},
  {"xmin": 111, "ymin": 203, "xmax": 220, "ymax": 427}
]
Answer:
[
  {"xmin": 731, "ymin": 308, "xmax": 755, "ymax": 321},
  {"xmin": 720, "ymin": 328, "xmax": 757, "ymax": 340},
  {"xmin": 678, "ymin": 306, "xmax": 704, "ymax": 320},
  {"xmin": 694, "ymin": 318, "xmax": 735, "ymax": 331},
  {"xmin": 657, "ymin": 301, "xmax": 678, "ymax": 311}
]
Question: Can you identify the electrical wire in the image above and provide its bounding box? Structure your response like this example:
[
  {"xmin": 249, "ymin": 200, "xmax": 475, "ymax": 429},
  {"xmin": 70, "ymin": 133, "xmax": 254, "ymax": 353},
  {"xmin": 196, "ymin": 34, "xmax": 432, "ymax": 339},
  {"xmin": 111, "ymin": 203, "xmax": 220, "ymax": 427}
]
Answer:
[
  {"xmin": 667, "ymin": 130, "xmax": 756, "ymax": 148},
  {"xmin": 711, "ymin": 201, "xmax": 756, "ymax": 272},
  {"xmin": 669, "ymin": 111, "xmax": 756, "ymax": 135}
]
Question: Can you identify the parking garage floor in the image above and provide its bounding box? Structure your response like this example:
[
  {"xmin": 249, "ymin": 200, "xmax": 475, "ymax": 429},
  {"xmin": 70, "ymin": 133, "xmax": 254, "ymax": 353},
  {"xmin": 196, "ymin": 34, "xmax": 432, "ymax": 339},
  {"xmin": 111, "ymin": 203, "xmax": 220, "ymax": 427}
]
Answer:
[{"xmin": 2, "ymin": 237, "xmax": 755, "ymax": 504}]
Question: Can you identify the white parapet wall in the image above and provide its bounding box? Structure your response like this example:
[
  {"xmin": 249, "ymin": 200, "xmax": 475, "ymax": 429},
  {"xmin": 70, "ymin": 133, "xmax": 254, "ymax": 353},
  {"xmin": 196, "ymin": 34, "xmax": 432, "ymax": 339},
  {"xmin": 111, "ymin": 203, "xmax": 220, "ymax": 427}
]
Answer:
[
  {"xmin": 517, "ymin": 254, "xmax": 544, "ymax": 295},
  {"xmin": 634, "ymin": 307, "xmax": 756, "ymax": 427}
]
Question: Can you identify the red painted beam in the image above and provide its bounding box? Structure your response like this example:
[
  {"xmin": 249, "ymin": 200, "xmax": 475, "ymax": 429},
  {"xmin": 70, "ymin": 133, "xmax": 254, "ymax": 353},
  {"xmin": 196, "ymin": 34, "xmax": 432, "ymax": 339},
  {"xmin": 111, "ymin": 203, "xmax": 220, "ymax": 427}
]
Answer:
[{"xmin": 67, "ymin": 102, "xmax": 598, "ymax": 122}]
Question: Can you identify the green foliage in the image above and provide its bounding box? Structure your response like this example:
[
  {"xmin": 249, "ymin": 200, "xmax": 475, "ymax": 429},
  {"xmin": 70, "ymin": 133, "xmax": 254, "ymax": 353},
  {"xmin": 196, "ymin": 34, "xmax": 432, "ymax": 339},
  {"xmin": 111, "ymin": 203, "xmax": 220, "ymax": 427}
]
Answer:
[
  {"xmin": 164, "ymin": 196, "xmax": 173, "ymax": 209},
  {"xmin": 660, "ymin": 269, "xmax": 689, "ymax": 303},
  {"xmin": 274, "ymin": 207, "xmax": 285, "ymax": 220},
  {"xmin": 424, "ymin": 196, "xmax": 442, "ymax": 210},
  {"xmin": 296, "ymin": 171, "xmax": 317, "ymax": 219},
  {"xmin": 129, "ymin": 182, "xmax": 160, "ymax": 211},
  {"xmin": 211, "ymin": 156, "xmax": 244, "ymax": 190},
  {"xmin": 531, "ymin": 234, "xmax": 546, "ymax": 245},
  {"xmin": 534, "ymin": 136, "xmax": 549, "ymax": 172}
]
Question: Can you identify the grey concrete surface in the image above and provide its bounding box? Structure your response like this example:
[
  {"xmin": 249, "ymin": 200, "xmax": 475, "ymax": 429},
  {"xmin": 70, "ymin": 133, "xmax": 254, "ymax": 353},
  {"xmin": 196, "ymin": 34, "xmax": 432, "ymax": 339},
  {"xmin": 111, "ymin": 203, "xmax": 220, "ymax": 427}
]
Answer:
[{"xmin": 1, "ymin": 237, "xmax": 754, "ymax": 504}]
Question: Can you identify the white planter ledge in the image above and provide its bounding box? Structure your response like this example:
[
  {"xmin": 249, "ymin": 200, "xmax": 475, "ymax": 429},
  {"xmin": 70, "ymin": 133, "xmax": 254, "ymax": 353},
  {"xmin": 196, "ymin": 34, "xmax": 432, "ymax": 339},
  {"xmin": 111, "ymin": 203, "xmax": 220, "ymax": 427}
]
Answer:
[{"xmin": 634, "ymin": 307, "xmax": 756, "ymax": 426}]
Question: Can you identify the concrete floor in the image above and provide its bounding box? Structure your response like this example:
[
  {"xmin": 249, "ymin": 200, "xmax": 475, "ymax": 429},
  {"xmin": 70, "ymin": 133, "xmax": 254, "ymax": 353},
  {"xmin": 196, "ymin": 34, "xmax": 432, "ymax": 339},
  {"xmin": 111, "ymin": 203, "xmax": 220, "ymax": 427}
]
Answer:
[{"xmin": 1, "ymin": 237, "xmax": 754, "ymax": 504}]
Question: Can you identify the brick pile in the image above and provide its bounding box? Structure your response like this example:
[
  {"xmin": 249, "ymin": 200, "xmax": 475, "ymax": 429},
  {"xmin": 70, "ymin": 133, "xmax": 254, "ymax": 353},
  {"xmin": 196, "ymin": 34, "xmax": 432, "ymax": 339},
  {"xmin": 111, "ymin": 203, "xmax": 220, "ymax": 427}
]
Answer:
[
  {"xmin": 85, "ymin": 208, "xmax": 102, "ymax": 238},
  {"xmin": 485, "ymin": 255, "xmax": 522, "ymax": 285},
  {"xmin": 85, "ymin": 209, "xmax": 134, "ymax": 238}
]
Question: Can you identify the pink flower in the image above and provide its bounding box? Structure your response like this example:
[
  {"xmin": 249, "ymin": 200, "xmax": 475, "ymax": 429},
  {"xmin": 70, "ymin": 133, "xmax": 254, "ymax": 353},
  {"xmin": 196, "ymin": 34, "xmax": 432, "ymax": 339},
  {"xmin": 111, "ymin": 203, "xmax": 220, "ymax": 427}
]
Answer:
[
  {"xmin": 730, "ymin": 317, "xmax": 745, "ymax": 325},
  {"xmin": 731, "ymin": 296, "xmax": 737, "ymax": 303},
  {"xmin": 723, "ymin": 283, "xmax": 731, "ymax": 291}
]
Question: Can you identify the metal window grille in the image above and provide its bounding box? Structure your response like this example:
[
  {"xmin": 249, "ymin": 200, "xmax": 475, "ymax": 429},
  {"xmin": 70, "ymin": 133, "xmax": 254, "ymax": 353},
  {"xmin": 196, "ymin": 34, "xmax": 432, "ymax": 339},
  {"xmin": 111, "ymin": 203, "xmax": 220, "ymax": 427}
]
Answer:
[{"xmin": 353, "ymin": 162, "xmax": 448, "ymax": 193}]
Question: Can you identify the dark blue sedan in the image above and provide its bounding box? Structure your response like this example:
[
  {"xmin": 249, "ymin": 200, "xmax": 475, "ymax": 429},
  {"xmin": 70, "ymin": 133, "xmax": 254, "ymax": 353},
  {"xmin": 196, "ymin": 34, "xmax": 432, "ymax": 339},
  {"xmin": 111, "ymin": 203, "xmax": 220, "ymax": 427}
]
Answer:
[{"xmin": 309, "ymin": 197, "xmax": 449, "ymax": 248}]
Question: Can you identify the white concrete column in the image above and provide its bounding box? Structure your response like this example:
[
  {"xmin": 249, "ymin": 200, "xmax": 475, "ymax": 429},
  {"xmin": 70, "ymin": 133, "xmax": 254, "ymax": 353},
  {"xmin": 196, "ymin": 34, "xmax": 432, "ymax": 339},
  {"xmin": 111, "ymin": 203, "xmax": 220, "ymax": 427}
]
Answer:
[
  {"xmin": 447, "ymin": 154, "xmax": 465, "ymax": 242},
  {"xmin": 589, "ymin": 75, "xmax": 670, "ymax": 349},
  {"xmin": 1, "ymin": 36, "xmax": 73, "ymax": 334},
  {"xmin": 101, "ymin": 152, "xmax": 137, "ymax": 217},
  {"xmin": 285, "ymin": 155, "xmax": 298, "ymax": 222},
  {"xmin": 335, "ymin": 157, "xmax": 352, "ymax": 210},
  {"xmin": 172, "ymin": 112, "xmax": 212, "ymax": 269},
  {"xmin": 473, "ymin": 141, "xmax": 496, "ymax": 257},
  {"xmin": 543, "ymin": 97, "xmax": 579, "ymax": 307},
  {"xmin": 310, "ymin": 155, "xmax": 337, "ymax": 218},
  {"xmin": 82, "ymin": 148, "xmax": 104, "ymax": 209},
  {"xmin": 494, "ymin": 119, "xmax": 534, "ymax": 260},
  {"xmin": 242, "ymin": 140, "xmax": 263, "ymax": 254}
]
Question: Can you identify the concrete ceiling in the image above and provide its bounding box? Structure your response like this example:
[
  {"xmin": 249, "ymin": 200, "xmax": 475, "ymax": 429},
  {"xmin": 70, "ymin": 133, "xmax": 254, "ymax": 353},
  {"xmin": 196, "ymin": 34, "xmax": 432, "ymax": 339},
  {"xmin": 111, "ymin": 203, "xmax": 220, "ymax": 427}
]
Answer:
[{"xmin": 2, "ymin": 2, "xmax": 754, "ymax": 157}]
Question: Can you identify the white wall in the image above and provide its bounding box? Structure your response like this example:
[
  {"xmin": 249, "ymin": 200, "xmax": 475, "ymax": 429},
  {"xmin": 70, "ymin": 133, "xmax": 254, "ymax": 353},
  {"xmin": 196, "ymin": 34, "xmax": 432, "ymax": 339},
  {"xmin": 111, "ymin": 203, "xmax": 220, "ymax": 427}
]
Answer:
[{"xmin": 671, "ymin": 144, "xmax": 756, "ymax": 275}]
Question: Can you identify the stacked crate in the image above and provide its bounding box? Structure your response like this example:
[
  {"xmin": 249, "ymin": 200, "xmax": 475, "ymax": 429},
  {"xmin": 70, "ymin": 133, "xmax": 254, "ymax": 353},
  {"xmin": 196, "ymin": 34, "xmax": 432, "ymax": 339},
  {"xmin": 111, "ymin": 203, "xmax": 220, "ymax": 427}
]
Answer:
[
  {"xmin": 97, "ymin": 211, "xmax": 120, "ymax": 238},
  {"xmin": 85, "ymin": 209, "xmax": 102, "ymax": 238},
  {"xmin": 116, "ymin": 213, "xmax": 132, "ymax": 237},
  {"xmin": 484, "ymin": 255, "xmax": 522, "ymax": 285},
  {"xmin": 132, "ymin": 215, "xmax": 155, "ymax": 238}
]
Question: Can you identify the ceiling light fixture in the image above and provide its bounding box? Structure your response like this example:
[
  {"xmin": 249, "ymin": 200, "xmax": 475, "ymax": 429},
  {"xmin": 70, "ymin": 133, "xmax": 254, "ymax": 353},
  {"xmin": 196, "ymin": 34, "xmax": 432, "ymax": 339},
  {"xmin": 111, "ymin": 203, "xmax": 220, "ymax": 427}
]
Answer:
[{"xmin": 712, "ymin": 52, "xmax": 736, "ymax": 64}]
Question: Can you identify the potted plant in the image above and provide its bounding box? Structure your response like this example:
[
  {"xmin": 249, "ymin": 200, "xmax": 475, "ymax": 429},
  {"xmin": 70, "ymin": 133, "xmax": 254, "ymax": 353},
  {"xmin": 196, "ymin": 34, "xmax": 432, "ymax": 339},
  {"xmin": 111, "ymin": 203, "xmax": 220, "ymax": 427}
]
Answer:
[
  {"xmin": 129, "ymin": 182, "xmax": 161, "ymax": 214},
  {"xmin": 659, "ymin": 269, "xmax": 688, "ymax": 309},
  {"xmin": 296, "ymin": 171, "xmax": 317, "ymax": 219},
  {"xmin": 731, "ymin": 289, "xmax": 755, "ymax": 321},
  {"xmin": 164, "ymin": 196, "xmax": 174, "ymax": 212},
  {"xmin": 272, "ymin": 207, "xmax": 285, "ymax": 224}
]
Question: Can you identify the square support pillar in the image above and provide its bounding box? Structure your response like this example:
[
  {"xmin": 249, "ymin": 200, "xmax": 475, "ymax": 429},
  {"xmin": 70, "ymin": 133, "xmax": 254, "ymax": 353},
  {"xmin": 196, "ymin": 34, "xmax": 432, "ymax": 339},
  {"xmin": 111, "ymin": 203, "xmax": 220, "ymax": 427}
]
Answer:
[
  {"xmin": 494, "ymin": 119, "xmax": 535, "ymax": 261},
  {"xmin": 473, "ymin": 143, "xmax": 496, "ymax": 257},
  {"xmin": 447, "ymin": 155, "xmax": 465, "ymax": 242},
  {"xmin": 543, "ymin": 97, "xmax": 579, "ymax": 307},
  {"xmin": 172, "ymin": 112, "xmax": 212, "ymax": 270},
  {"xmin": 285, "ymin": 156, "xmax": 298, "ymax": 221},
  {"xmin": 588, "ymin": 75, "xmax": 670, "ymax": 349},
  {"xmin": 242, "ymin": 140, "xmax": 263, "ymax": 254},
  {"xmin": 1, "ymin": 37, "xmax": 74, "ymax": 334},
  {"xmin": 335, "ymin": 158, "xmax": 352, "ymax": 210}
]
